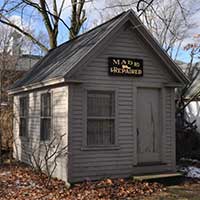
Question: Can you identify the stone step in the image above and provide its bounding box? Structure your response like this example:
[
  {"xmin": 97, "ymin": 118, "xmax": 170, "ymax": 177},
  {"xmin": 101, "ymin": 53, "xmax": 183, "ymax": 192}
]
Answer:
[{"xmin": 133, "ymin": 172, "xmax": 183, "ymax": 181}]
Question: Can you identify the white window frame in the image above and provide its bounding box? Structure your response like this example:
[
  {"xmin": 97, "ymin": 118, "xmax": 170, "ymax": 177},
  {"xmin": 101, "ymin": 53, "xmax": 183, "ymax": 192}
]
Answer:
[
  {"xmin": 82, "ymin": 87, "xmax": 119, "ymax": 150},
  {"xmin": 19, "ymin": 95, "xmax": 29, "ymax": 138},
  {"xmin": 40, "ymin": 91, "xmax": 53, "ymax": 141}
]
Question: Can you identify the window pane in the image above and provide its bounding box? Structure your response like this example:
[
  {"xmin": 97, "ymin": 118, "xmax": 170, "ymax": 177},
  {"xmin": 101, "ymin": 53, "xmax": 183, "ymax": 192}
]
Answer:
[
  {"xmin": 41, "ymin": 93, "xmax": 51, "ymax": 117},
  {"xmin": 19, "ymin": 98, "xmax": 24, "ymax": 116},
  {"xmin": 19, "ymin": 118, "xmax": 26, "ymax": 136},
  {"xmin": 40, "ymin": 118, "xmax": 51, "ymax": 141},
  {"xmin": 87, "ymin": 119, "xmax": 115, "ymax": 145},
  {"xmin": 40, "ymin": 93, "xmax": 51, "ymax": 141},
  {"xmin": 87, "ymin": 92, "xmax": 115, "ymax": 117},
  {"xmin": 19, "ymin": 96, "xmax": 28, "ymax": 137},
  {"xmin": 20, "ymin": 97, "xmax": 28, "ymax": 116}
]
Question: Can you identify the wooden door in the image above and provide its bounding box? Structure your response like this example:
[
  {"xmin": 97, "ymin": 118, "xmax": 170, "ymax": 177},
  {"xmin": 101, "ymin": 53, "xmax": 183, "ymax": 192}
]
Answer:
[{"xmin": 137, "ymin": 88, "xmax": 161, "ymax": 164}]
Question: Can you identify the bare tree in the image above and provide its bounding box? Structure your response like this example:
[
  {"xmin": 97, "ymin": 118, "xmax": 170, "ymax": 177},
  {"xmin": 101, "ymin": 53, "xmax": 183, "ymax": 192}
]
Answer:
[
  {"xmin": 93, "ymin": 0, "xmax": 199, "ymax": 60},
  {"xmin": 176, "ymin": 34, "xmax": 200, "ymax": 116},
  {"xmin": 70, "ymin": 0, "xmax": 87, "ymax": 39},
  {"xmin": 139, "ymin": 0, "xmax": 197, "ymax": 58},
  {"xmin": 0, "ymin": 24, "xmax": 39, "ymax": 163},
  {"xmin": 0, "ymin": 0, "xmax": 89, "ymax": 52},
  {"xmin": 0, "ymin": 26, "xmax": 19, "ymax": 163}
]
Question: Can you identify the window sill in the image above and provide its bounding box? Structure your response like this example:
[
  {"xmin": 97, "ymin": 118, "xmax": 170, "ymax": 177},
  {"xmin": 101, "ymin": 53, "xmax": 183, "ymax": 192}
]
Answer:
[{"xmin": 81, "ymin": 145, "xmax": 120, "ymax": 151}]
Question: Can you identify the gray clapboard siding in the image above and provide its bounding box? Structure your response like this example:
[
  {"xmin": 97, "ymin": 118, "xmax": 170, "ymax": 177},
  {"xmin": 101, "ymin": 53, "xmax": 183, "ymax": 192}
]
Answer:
[
  {"xmin": 163, "ymin": 88, "xmax": 175, "ymax": 169},
  {"xmin": 68, "ymin": 25, "xmax": 176, "ymax": 182},
  {"xmin": 13, "ymin": 85, "xmax": 69, "ymax": 183}
]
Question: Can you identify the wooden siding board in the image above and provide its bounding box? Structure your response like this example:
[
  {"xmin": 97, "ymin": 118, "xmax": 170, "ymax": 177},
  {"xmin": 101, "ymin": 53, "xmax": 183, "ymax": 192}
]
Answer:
[{"xmin": 163, "ymin": 88, "xmax": 174, "ymax": 166}]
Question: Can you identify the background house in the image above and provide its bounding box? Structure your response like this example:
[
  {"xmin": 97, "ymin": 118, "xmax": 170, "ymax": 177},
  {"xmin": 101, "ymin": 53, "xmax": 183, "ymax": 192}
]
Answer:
[
  {"xmin": 0, "ymin": 31, "xmax": 41, "ymax": 151},
  {"xmin": 182, "ymin": 62, "xmax": 200, "ymax": 132}
]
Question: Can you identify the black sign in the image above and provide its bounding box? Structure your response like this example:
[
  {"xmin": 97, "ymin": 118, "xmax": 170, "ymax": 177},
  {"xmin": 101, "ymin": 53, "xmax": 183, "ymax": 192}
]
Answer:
[{"xmin": 108, "ymin": 57, "xmax": 143, "ymax": 76}]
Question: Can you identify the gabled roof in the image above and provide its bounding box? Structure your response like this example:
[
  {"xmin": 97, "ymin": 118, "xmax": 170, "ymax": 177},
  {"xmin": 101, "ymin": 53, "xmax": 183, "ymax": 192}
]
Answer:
[{"xmin": 10, "ymin": 9, "xmax": 189, "ymax": 94}]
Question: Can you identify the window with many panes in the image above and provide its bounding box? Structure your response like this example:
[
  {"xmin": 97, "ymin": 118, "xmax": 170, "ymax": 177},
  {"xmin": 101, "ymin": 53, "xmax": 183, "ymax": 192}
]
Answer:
[
  {"xmin": 40, "ymin": 93, "xmax": 51, "ymax": 141},
  {"xmin": 87, "ymin": 91, "xmax": 115, "ymax": 146},
  {"xmin": 19, "ymin": 96, "xmax": 28, "ymax": 137}
]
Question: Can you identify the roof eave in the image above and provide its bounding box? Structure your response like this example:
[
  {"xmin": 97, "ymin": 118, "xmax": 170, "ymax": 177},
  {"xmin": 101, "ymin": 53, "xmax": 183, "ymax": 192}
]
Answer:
[{"xmin": 8, "ymin": 77, "xmax": 65, "ymax": 95}]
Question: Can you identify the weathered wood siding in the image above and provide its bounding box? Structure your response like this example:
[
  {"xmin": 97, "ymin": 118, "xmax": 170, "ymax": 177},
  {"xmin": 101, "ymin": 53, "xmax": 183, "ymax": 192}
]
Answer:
[
  {"xmin": 13, "ymin": 85, "xmax": 69, "ymax": 183},
  {"xmin": 69, "ymin": 26, "xmax": 176, "ymax": 182}
]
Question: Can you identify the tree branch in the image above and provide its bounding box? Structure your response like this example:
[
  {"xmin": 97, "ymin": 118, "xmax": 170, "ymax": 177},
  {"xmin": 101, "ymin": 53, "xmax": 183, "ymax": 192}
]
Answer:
[
  {"xmin": 22, "ymin": 0, "xmax": 71, "ymax": 32},
  {"xmin": 0, "ymin": 15, "xmax": 48, "ymax": 52},
  {"xmin": 137, "ymin": 0, "xmax": 155, "ymax": 17}
]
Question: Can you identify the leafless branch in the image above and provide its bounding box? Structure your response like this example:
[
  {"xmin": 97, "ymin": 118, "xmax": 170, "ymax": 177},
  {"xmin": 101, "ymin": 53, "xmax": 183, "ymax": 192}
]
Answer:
[
  {"xmin": 0, "ymin": 14, "xmax": 48, "ymax": 52},
  {"xmin": 21, "ymin": 132, "xmax": 68, "ymax": 188}
]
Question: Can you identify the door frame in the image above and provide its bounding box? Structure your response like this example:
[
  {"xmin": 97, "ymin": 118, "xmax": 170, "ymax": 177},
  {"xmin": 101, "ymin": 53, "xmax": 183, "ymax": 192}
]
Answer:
[{"xmin": 133, "ymin": 83, "xmax": 166, "ymax": 166}]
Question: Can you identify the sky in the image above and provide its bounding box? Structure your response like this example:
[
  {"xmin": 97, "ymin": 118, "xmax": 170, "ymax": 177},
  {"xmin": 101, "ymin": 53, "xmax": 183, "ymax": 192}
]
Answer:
[
  {"xmin": 55, "ymin": 0, "xmax": 200, "ymax": 64},
  {"xmin": 0, "ymin": 0, "xmax": 200, "ymax": 63},
  {"xmin": 58, "ymin": 0, "xmax": 200, "ymax": 64}
]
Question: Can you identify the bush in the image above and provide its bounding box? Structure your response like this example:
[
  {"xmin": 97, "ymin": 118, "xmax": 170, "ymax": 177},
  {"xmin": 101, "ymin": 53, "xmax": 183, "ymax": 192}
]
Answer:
[{"xmin": 176, "ymin": 129, "xmax": 200, "ymax": 161}]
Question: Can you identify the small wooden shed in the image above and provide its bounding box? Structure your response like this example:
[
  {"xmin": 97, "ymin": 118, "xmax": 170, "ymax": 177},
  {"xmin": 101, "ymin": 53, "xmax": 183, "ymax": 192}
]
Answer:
[{"xmin": 9, "ymin": 10, "xmax": 188, "ymax": 183}]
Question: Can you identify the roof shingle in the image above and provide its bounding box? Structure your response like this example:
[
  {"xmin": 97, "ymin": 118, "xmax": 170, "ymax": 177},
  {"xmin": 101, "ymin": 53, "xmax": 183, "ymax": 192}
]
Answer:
[{"xmin": 11, "ymin": 11, "xmax": 126, "ymax": 89}]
